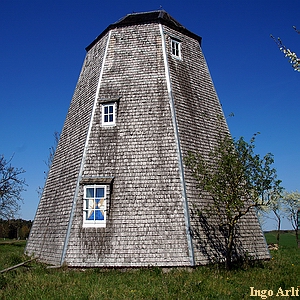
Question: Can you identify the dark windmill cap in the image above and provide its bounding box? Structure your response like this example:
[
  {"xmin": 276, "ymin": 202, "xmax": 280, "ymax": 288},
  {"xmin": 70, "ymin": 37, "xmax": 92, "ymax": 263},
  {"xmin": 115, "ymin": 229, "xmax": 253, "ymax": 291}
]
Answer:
[{"xmin": 86, "ymin": 10, "xmax": 202, "ymax": 51}]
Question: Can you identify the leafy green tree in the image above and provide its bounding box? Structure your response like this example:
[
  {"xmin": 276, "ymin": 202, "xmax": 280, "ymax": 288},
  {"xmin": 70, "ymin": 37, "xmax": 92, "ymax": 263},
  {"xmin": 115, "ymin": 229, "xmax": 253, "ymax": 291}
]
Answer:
[
  {"xmin": 282, "ymin": 191, "xmax": 300, "ymax": 247},
  {"xmin": 271, "ymin": 26, "xmax": 300, "ymax": 72},
  {"xmin": 185, "ymin": 133, "xmax": 282, "ymax": 270},
  {"xmin": 0, "ymin": 155, "xmax": 26, "ymax": 219}
]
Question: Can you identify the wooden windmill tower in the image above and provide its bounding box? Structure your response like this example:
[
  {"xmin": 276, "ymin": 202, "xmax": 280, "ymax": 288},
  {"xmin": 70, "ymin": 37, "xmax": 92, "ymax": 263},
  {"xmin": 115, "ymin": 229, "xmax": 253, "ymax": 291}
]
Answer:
[{"xmin": 26, "ymin": 11, "xmax": 270, "ymax": 267}]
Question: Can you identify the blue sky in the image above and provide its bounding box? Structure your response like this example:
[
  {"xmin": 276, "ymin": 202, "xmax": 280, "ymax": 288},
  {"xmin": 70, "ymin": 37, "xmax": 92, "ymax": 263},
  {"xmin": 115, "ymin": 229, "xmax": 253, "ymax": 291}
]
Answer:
[{"xmin": 1, "ymin": 0, "xmax": 299, "ymax": 230}]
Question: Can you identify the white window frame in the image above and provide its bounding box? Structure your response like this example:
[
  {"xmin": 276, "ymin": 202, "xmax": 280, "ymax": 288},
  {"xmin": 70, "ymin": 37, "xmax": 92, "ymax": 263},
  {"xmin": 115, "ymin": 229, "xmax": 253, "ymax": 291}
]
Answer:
[
  {"xmin": 171, "ymin": 39, "xmax": 181, "ymax": 59},
  {"xmin": 101, "ymin": 102, "xmax": 116, "ymax": 126},
  {"xmin": 83, "ymin": 185, "xmax": 107, "ymax": 228}
]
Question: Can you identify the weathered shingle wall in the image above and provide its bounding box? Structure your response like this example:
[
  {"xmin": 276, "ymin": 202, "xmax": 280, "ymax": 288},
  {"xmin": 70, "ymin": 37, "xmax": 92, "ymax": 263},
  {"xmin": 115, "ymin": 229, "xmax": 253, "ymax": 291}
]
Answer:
[
  {"xmin": 163, "ymin": 26, "xmax": 270, "ymax": 264},
  {"xmin": 64, "ymin": 23, "xmax": 190, "ymax": 267},
  {"xmin": 25, "ymin": 34, "xmax": 109, "ymax": 265}
]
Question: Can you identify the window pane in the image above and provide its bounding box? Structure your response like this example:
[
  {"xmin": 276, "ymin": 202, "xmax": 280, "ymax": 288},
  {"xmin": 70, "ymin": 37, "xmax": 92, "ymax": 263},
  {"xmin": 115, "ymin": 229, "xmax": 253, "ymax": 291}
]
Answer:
[
  {"xmin": 96, "ymin": 188, "xmax": 104, "ymax": 198},
  {"xmin": 87, "ymin": 199, "xmax": 94, "ymax": 211},
  {"xmin": 109, "ymin": 105, "xmax": 113, "ymax": 113},
  {"xmin": 109, "ymin": 115, "xmax": 113, "ymax": 122},
  {"xmin": 85, "ymin": 199, "xmax": 89, "ymax": 209},
  {"xmin": 104, "ymin": 106, "xmax": 108, "ymax": 114},
  {"xmin": 87, "ymin": 211, "xmax": 95, "ymax": 220},
  {"xmin": 95, "ymin": 209, "xmax": 104, "ymax": 220},
  {"xmin": 172, "ymin": 41, "xmax": 176, "ymax": 55},
  {"xmin": 85, "ymin": 199, "xmax": 94, "ymax": 220},
  {"xmin": 171, "ymin": 40, "xmax": 180, "ymax": 57},
  {"xmin": 86, "ymin": 188, "xmax": 94, "ymax": 198},
  {"xmin": 85, "ymin": 210, "xmax": 90, "ymax": 220},
  {"xmin": 104, "ymin": 115, "xmax": 108, "ymax": 122}
]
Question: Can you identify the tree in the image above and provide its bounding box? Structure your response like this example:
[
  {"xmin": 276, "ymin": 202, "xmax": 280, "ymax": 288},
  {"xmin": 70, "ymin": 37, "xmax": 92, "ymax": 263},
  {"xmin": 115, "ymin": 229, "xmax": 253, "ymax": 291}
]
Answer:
[
  {"xmin": 271, "ymin": 26, "xmax": 300, "ymax": 72},
  {"xmin": 0, "ymin": 155, "xmax": 26, "ymax": 219},
  {"xmin": 185, "ymin": 133, "xmax": 282, "ymax": 270},
  {"xmin": 260, "ymin": 192, "xmax": 284, "ymax": 244},
  {"xmin": 282, "ymin": 190, "xmax": 300, "ymax": 247},
  {"xmin": 0, "ymin": 218, "xmax": 32, "ymax": 239}
]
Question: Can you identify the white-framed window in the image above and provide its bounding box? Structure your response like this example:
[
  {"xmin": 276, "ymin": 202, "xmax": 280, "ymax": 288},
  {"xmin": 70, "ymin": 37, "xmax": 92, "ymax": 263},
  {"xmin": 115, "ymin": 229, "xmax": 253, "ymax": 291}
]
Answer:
[
  {"xmin": 171, "ymin": 39, "xmax": 181, "ymax": 59},
  {"xmin": 102, "ymin": 102, "xmax": 116, "ymax": 126},
  {"xmin": 83, "ymin": 185, "xmax": 107, "ymax": 227}
]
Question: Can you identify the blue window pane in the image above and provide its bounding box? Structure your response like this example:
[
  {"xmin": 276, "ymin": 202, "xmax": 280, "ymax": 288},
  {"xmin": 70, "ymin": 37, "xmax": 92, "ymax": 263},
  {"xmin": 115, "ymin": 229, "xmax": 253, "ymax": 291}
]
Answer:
[
  {"xmin": 96, "ymin": 188, "xmax": 104, "ymax": 198},
  {"xmin": 87, "ymin": 211, "xmax": 94, "ymax": 220},
  {"xmin": 109, "ymin": 115, "xmax": 113, "ymax": 122},
  {"xmin": 86, "ymin": 188, "xmax": 94, "ymax": 198},
  {"xmin": 109, "ymin": 106, "xmax": 113, "ymax": 113},
  {"xmin": 95, "ymin": 210, "xmax": 104, "ymax": 220},
  {"xmin": 104, "ymin": 115, "xmax": 108, "ymax": 122},
  {"xmin": 104, "ymin": 106, "xmax": 108, "ymax": 114}
]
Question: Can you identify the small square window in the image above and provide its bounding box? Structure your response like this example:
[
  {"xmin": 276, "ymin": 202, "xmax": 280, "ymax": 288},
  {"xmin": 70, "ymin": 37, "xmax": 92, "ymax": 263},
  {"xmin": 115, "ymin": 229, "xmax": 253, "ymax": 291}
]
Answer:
[
  {"xmin": 102, "ymin": 103, "xmax": 116, "ymax": 126},
  {"xmin": 171, "ymin": 39, "xmax": 181, "ymax": 59},
  {"xmin": 83, "ymin": 185, "xmax": 107, "ymax": 227}
]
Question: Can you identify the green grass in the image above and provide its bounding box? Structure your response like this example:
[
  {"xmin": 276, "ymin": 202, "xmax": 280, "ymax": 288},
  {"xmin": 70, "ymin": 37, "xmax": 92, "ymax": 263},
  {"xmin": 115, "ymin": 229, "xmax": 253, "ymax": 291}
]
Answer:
[
  {"xmin": 0, "ymin": 240, "xmax": 27, "ymax": 270},
  {"xmin": 264, "ymin": 230, "xmax": 298, "ymax": 248},
  {"xmin": 0, "ymin": 232, "xmax": 299, "ymax": 299}
]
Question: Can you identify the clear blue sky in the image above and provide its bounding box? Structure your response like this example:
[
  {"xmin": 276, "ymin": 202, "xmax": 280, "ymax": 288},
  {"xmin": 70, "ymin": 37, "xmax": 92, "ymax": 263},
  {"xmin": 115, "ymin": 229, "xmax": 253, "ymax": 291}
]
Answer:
[{"xmin": 1, "ymin": 0, "xmax": 299, "ymax": 230}]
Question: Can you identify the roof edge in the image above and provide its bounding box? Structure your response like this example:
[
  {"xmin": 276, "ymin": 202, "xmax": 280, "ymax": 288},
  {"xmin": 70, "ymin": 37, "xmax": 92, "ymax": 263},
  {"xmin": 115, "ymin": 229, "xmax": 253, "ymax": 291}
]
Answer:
[{"xmin": 85, "ymin": 10, "xmax": 202, "ymax": 52}]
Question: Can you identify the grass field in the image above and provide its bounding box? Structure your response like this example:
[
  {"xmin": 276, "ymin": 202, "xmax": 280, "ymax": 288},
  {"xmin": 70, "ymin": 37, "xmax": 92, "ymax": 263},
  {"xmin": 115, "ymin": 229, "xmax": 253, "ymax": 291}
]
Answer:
[{"xmin": 0, "ymin": 232, "xmax": 299, "ymax": 299}]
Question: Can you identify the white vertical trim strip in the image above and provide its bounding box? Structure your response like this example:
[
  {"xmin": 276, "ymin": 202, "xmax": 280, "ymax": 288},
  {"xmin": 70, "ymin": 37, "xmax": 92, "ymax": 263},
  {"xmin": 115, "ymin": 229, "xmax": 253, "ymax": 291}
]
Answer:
[
  {"xmin": 159, "ymin": 24, "xmax": 195, "ymax": 266},
  {"xmin": 60, "ymin": 30, "xmax": 112, "ymax": 265}
]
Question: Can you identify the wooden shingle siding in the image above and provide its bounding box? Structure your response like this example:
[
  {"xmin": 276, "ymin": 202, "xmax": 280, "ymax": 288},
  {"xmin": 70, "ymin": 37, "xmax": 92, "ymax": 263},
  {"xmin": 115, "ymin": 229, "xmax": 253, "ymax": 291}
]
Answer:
[
  {"xmin": 162, "ymin": 25, "xmax": 269, "ymax": 264},
  {"xmin": 64, "ymin": 23, "xmax": 190, "ymax": 267},
  {"xmin": 26, "ymin": 11, "xmax": 269, "ymax": 267},
  {"xmin": 25, "ymin": 33, "xmax": 110, "ymax": 265}
]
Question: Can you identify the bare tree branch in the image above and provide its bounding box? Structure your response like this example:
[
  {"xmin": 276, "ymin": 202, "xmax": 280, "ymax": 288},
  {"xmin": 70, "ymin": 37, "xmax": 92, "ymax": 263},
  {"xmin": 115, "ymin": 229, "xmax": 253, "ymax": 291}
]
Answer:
[{"xmin": 0, "ymin": 155, "xmax": 26, "ymax": 219}]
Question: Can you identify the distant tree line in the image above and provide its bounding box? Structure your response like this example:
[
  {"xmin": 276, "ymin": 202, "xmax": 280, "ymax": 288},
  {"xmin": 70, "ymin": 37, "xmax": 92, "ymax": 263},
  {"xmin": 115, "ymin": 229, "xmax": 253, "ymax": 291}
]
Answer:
[{"xmin": 0, "ymin": 219, "xmax": 32, "ymax": 240}]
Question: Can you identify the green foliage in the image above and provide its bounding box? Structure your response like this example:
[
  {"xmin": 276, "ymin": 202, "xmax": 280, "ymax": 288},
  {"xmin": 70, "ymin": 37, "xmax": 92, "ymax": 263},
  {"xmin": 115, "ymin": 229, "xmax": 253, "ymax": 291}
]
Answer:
[
  {"xmin": 0, "ymin": 233, "xmax": 298, "ymax": 299},
  {"xmin": 186, "ymin": 134, "xmax": 281, "ymax": 221},
  {"xmin": 185, "ymin": 133, "xmax": 282, "ymax": 269}
]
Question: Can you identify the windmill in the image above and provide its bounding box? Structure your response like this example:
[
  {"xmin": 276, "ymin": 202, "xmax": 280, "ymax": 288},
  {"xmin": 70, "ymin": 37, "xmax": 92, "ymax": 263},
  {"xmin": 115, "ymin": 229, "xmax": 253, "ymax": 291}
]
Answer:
[{"xmin": 26, "ymin": 11, "xmax": 269, "ymax": 267}]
